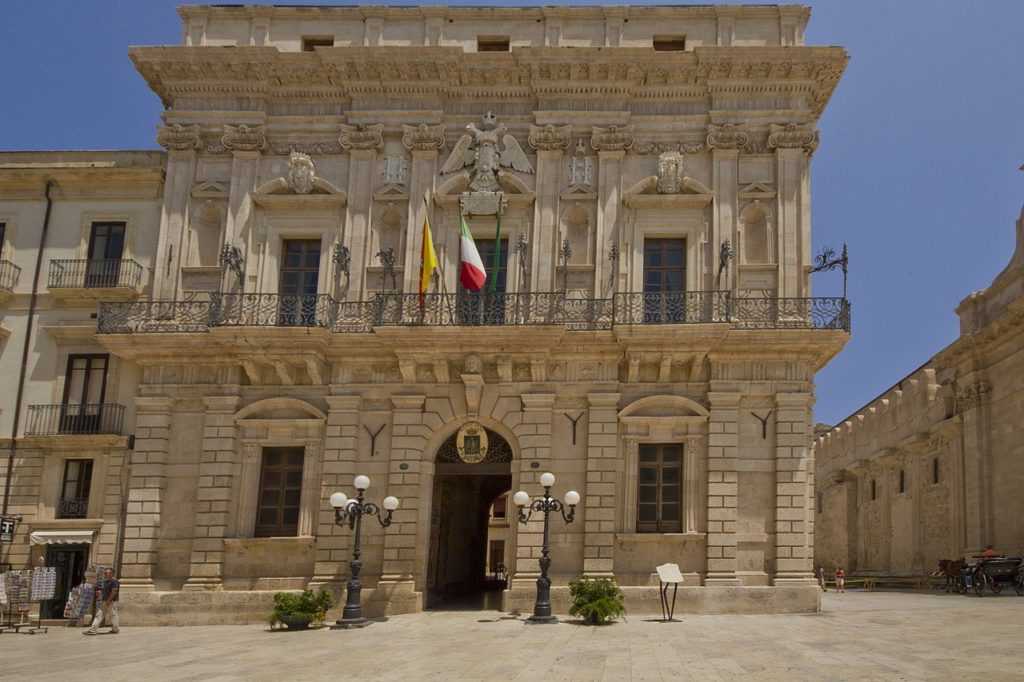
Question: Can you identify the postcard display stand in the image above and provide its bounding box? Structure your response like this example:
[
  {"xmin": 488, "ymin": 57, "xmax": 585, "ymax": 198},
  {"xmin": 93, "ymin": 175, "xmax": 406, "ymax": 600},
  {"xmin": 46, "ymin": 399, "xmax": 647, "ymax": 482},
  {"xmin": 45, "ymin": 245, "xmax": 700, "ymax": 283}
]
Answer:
[
  {"xmin": 0, "ymin": 564, "xmax": 55, "ymax": 634},
  {"xmin": 64, "ymin": 565, "xmax": 107, "ymax": 628}
]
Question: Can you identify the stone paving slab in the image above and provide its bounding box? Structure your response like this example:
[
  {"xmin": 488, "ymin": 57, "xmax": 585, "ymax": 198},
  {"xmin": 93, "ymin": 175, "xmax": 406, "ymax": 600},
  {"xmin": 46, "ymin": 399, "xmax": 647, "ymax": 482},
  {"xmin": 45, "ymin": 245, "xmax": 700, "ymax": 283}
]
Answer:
[{"xmin": 2, "ymin": 591, "xmax": 1022, "ymax": 681}]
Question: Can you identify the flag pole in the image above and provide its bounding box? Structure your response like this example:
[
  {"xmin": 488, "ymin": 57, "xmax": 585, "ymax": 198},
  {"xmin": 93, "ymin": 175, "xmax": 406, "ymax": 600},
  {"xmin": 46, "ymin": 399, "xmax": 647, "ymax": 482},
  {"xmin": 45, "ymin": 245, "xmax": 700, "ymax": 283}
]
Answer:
[{"xmin": 425, "ymin": 193, "xmax": 448, "ymax": 297}]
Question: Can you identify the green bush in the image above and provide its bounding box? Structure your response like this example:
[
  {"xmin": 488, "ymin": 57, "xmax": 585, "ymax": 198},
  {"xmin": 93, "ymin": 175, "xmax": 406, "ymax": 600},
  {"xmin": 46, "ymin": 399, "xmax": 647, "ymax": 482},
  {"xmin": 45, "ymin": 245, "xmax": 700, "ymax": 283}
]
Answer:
[
  {"xmin": 568, "ymin": 576, "xmax": 626, "ymax": 625},
  {"xmin": 268, "ymin": 589, "xmax": 333, "ymax": 627}
]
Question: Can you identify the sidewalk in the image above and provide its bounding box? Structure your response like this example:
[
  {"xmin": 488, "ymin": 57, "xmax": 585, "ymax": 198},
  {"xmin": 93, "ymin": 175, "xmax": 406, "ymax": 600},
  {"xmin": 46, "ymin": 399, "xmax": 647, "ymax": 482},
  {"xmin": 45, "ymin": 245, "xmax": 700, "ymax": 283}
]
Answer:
[{"xmin": 2, "ymin": 591, "xmax": 1021, "ymax": 681}]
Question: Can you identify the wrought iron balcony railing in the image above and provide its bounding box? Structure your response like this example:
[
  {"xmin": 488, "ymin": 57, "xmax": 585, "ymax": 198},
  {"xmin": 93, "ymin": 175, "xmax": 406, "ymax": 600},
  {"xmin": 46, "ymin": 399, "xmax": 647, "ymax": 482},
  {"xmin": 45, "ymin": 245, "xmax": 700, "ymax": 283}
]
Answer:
[
  {"xmin": 97, "ymin": 292, "xmax": 851, "ymax": 334},
  {"xmin": 48, "ymin": 258, "xmax": 144, "ymax": 289},
  {"xmin": 0, "ymin": 259, "xmax": 20, "ymax": 292},
  {"xmin": 25, "ymin": 403, "xmax": 125, "ymax": 436},
  {"xmin": 57, "ymin": 496, "xmax": 90, "ymax": 519}
]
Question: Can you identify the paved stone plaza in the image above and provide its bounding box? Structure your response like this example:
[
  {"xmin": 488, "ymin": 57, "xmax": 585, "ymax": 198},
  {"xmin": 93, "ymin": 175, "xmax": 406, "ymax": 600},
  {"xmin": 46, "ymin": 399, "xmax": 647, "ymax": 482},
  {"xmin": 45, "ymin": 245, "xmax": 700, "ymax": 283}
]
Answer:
[{"xmin": 3, "ymin": 591, "xmax": 1022, "ymax": 681}]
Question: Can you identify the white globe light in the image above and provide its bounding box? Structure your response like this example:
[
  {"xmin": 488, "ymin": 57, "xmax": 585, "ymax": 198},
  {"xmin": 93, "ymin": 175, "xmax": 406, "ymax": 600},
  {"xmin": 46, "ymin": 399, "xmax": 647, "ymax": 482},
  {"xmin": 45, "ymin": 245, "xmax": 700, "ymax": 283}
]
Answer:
[
  {"xmin": 513, "ymin": 491, "xmax": 531, "ymax": 507},
  {"xmin": 354, "ymin": 475, "xmax": 370, "ymax": 490},
  {"xmin": 540, "ymin": 472, "xmax": 556, "ymax": 488},
  {"xmin": 564, "ymin": 490, "xmax": 581, "ymax": 506},
  {"xmin": 383, "ymin": 496, "xmax": 399, "ymax": 511},
  {"xmin": 329, "ymin": 492, "xmax": 348, "ymax": 509}
]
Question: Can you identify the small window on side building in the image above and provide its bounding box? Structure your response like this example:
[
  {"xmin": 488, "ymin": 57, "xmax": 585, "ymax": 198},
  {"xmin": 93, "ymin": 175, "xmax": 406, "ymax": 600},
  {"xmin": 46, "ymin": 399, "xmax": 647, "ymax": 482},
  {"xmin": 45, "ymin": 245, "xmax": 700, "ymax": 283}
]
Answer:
[
  {"xmin": 302, "ymin": 36, "xmax": 334, "ymax": 51},
  {"xmin": 933, "ymin": 457, "xmax": 939, "ymax": 485},
  {"xmin": 898, "ymin": 469, "xmax": 906, "ymax": 494},
  {"xmin": 817, "ymin": 493, "xmax": 822, "ymax": 514},
  {"xmin": 871, "ymin": 478, "xmax": 876, "ymax": 501},
  {"xmin": 653, "ymin": 35, "xmax": 686, "ymax": 52},
  {"xmin": 477, "ymin": 35, "xmax": 510, "ymax": 52}
]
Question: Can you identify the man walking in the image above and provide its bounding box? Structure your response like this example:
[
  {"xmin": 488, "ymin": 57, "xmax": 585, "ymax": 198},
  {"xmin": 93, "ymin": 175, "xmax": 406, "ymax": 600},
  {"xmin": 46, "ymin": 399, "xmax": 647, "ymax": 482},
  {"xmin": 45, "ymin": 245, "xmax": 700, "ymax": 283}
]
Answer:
[{"xmin": 84, "ymin": 568, "xmax": 119, "ymax": 635}]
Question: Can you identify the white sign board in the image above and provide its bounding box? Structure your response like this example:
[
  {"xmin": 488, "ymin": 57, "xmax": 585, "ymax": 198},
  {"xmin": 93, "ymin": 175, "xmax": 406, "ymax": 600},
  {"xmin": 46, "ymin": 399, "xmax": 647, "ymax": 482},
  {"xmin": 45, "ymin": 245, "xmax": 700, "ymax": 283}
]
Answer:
[{"xmin": 656, "ymin": 563, "xmax": 684, "ymax": 584}]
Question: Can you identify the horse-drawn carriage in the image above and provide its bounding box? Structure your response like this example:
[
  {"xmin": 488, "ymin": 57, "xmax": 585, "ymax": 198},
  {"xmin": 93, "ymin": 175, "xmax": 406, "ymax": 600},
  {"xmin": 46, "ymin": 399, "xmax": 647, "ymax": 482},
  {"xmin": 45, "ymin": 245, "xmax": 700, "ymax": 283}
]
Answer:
[{"xmin": 935, "ymin": 556, "xmax": 1024, "ymax": 596}]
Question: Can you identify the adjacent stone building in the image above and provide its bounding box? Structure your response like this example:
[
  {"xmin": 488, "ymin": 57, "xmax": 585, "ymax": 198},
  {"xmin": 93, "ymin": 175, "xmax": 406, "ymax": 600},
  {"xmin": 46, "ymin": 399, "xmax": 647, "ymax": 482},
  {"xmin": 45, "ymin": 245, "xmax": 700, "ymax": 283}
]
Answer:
[
  {"xmin": 815, "ymin": 198, "xmax": 1024, "ymax": 576},
  {"xmin": 0, "ymin": 5, "xmax": 849, "ymax": 623}
]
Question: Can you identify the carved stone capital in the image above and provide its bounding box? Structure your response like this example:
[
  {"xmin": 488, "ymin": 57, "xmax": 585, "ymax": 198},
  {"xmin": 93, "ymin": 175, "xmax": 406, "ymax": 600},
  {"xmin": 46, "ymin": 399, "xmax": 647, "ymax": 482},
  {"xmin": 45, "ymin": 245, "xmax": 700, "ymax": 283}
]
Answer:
[
  {"xmin": 528, "ymin": 124, "xmax": 572, "ymax": 151},
  {"xmin": 767, "ymin": 123, "xmax": 819, "ymax": 153},
  {"xmin": 956, "ymin": 381, "xmax": 991, "ymax": 413},
  {"xmin": 706, "ymin": 123, "xmax": 750, "ymax": 151},
  {"xmin": 221, "ymin": 124, "xmax": 267, "ymax": 152},
  {"xmin": 339, "ymin": 123, "xmax": 384, "ymax": 151},
  {"xmin": 590, "ymin": 124, "xmax": 634, "ymax": 152},
  {"xmin": 157, "ymin": 124, "xmax": 203, "ymax": 151},
  {"xmin": 402, "ymin": 123, "xmax": 446, "ymax": 152}
]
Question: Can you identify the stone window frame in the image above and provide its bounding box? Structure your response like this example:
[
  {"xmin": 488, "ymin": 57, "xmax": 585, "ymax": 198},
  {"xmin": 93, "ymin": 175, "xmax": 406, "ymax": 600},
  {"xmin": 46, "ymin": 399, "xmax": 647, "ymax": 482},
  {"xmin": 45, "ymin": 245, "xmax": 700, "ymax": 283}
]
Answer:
[
  {"xmin": 37, "ymin": 450, "xmax": 109, "ymax": 521},
  {"xmin": 78, "ymin": 212, "xmax": 140, "ymax": 263},
  {"xmin": 627, "ymin": 214, "xmax": 708, "ymax": 295}
]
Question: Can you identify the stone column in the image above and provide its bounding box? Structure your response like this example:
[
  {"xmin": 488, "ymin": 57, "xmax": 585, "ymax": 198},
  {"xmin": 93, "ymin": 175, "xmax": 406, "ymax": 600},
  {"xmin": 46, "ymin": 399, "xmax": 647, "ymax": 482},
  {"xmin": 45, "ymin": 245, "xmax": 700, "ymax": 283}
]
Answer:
[
  {"xmin": 339, "ymin": 126, "xmax": 383, "ymax": 300},
  {"xmin": 772, "ymin": 392, "xmax": 816, "ymax": 584},
  {"xmin": 528, "ymin": 125, "xmax": 571, "ymax": 292},
  {"xmin": 184, "ymin": 395, "xmax": 241, "ymax": 590},
  {"xmin": 768, "ymin": 124, "xmax": 816, "ymax": 298},
  {"xmin": 374, "ymin": 394, "xmax": 428, "ymax": 614},
  {"xmin": 581, "ymin": 393, "xmax": 620, "ymax": 575},
  {"xmin": 310, "ymin": 396, "xmax": 361, "ymax": 588},
  {"xmin": 684, "ymin": 434, "xmax": 705, "ymax": 534},
  {"xmin": 512, "ymin": 393, "xmax": 556, "ymax": 582},
  {"xmin": 705, "ymin": 391, "xmax": 741, "ymax": 584},
  {"xmin": 120, "ymin": 396, "xmax": 174, "ymax": 589},
  {"xmin": 153, "ymin": 129, "xmax": 200, "ymax": 299}
]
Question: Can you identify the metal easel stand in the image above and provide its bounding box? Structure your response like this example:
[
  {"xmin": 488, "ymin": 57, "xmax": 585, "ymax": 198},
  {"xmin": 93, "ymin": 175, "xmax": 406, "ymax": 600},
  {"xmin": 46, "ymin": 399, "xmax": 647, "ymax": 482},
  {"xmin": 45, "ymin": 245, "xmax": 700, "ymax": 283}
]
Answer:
[{"xmin": 656, "ymin": 563, "xmax": 684, "ymax": 623}]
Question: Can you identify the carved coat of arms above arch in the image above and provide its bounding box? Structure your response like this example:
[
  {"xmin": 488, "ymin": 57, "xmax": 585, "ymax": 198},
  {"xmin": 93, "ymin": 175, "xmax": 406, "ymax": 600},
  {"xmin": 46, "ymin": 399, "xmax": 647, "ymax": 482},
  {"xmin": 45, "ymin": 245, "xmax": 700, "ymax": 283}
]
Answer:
[{"xmin": 441, "ymin": 111, "xmax": 534, "ymax": 192}]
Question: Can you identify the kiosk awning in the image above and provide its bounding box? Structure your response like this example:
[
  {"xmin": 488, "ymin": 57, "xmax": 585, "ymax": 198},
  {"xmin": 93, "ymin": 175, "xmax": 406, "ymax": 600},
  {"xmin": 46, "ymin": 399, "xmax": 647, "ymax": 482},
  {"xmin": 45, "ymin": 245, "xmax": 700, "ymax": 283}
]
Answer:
[{"xmin": 29, "ymin": 530, "xmax": 95, "ymax": 545}]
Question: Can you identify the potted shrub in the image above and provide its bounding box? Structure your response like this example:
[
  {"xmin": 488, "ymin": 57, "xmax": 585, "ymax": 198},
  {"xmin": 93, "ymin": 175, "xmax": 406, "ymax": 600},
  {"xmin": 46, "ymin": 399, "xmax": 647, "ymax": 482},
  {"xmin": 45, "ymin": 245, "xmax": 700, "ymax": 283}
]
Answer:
[
  {"xmin": 268, "ymin": 589, "xmax": 333, "ymax": 630},
  {"xmin": 568, "ymin": 575, "xmax": 626, "ymax": 625}
]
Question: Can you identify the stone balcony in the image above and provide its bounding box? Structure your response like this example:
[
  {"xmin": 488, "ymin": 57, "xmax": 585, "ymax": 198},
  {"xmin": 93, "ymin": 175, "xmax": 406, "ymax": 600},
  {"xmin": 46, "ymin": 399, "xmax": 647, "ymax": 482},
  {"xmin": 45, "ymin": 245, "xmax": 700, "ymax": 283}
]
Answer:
[
  {"xmin": 48, "ymin": 258, "xmax": 145, "ymax": 305},
  {"xmin": 0, "ymin": 259, "xmax": 20, "ymax": 304},
  {"xmin": 97, "ymin": 291, "xmax": 850, "ymax": 334}
]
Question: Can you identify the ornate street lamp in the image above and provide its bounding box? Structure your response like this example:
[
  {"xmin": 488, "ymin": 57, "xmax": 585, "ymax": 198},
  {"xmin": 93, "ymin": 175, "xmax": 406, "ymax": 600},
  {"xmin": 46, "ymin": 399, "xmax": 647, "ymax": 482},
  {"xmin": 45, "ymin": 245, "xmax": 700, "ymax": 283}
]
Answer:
[
  {"xmin": 329, "ymin": 475, "xmax": 399, "ymax": 629},
  {"xmin": 513, "ymin": 472, "xmax": 581, "ymax": 624}
]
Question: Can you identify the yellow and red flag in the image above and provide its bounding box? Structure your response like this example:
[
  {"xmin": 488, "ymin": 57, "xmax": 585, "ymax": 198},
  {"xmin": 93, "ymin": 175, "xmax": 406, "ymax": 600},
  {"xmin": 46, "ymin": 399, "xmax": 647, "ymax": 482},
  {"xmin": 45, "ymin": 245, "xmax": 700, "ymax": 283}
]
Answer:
[{"xmin": 419, "ymin": 213, "xmax": 438, "ymax": 308}]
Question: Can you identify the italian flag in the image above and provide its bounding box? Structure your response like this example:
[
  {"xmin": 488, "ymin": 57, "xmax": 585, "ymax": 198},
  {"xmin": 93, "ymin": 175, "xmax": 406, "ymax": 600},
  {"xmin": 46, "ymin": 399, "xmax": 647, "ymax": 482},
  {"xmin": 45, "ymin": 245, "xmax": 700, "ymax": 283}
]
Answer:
[{"xmin": 459, "ymin": 216, "xmax": 487, "ymax": 292}]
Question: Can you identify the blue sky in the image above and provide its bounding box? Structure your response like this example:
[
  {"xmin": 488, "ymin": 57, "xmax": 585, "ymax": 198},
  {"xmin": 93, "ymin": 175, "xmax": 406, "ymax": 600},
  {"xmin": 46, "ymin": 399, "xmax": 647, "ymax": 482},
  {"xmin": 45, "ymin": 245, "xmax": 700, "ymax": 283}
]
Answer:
[{"xmin": 2, "ymin": 1, "xmax": 1022, "ymax": 425}]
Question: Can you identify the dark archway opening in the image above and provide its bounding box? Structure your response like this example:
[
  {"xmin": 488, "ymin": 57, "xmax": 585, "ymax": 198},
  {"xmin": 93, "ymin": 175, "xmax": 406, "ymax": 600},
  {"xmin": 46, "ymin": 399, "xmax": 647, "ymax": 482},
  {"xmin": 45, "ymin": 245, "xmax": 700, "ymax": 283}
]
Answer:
[{"xmin": 426, "ymin": 426, "xmax": 512, "ymax": 610}]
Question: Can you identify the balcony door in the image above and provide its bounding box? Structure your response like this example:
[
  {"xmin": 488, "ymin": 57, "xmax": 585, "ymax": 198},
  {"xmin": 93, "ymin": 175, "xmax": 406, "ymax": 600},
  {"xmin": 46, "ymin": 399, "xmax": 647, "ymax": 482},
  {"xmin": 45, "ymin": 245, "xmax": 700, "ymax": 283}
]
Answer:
[
  {"xmin": 61, "ymin": 354, "xmax": 108, "ymax": 434},
  {"xmin": 279, "ymin": 239, "xmax": 321, "ymax": 326},
  {"xmin": 86, "ymin": 222, "xmax": 126, "ymax": 287},
  {"xmin": 642, "ymin": 238, "xmax": 686, "ymax": 323},
  {"xmin": 459, "ymin": 238, "xmax": 508, "ymax": 325}
]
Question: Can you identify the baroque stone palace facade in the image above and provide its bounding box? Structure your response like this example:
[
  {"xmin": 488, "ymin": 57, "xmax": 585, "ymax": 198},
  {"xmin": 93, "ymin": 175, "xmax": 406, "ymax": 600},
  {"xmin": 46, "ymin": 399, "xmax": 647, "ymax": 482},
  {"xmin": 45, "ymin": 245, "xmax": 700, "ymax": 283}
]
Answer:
[
  {"xmin": 0, "ymin": 5, "xmax": 848, "ymax": 622},
  {"xmin": 815, "ymin": 200, "xmax": 1024, "ymax": 576}
]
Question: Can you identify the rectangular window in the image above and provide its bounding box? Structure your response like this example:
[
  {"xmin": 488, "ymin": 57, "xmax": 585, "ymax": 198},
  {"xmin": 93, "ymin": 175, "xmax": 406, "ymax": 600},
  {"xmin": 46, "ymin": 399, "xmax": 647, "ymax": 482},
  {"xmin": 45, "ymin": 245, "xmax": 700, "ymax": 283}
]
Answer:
[
  {"xmin": 491, "ymin": 495, "xmax": 507, "ymax": 520},
  {"xmin": 817, "ymin": 492, "xmax": 823, "ymax": 514},
  {"xmin": 489, "ymin": 540, "xmax": 505, "ymax": 575},
  {"xmin": 898, "ymin": 469, "xmax": 906, "ymax": 494},
  {"xmin": 477, "ymin": 35, "xmax": 510, "ymax": 52},
  {"xmin": 0, "ymin": 222, "xmax": 6, "ymax": 259},
  {"xmin": 653, "ymin": 35, "xmax": 686, "ymax": 52},
  {"xmin": 302, "ymin": 36, "xmax": 334, "ymax": 51},
  {"xmin": 255, "ymin": 447, "xmax": 304, "ymax": 537},
  {"xmin": 933, "ymin": 457, "xmax": 939, "ymax": 485},
  {"xmin": 57, "ymin": 459, "xmax": 93, "ymax": 519},
  {"xmin": 60, "ymin": 354, "xmax": 109, "ymax": 434},
  {"xmin": 642, "ymin": 238, "xmax": 687, "ymax": 323},
  {"xmin": 86, "ymin": 222, "xmax": 126, "ymax": 287},
  {"xmin": 279, "ymin": 239, "xmax": 321, "ymax": 326},
  {"xmin": 871, "ymin": 478, "xmax": 876, "ymax": 501},
  {"xmin": 637, "ymin": 443, "xmax": 683, "ymax": 533}
]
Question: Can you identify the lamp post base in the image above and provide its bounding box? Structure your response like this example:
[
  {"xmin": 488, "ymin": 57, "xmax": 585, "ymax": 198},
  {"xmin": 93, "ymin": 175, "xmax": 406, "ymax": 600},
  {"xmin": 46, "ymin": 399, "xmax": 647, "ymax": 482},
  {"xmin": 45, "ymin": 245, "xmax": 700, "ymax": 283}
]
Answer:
[
  {"xmin": 330, "ymin": 617, "xmax": 372, "ymax": 629},
  {"xmin": 525, "ymin": 614, "xmax": 558, "ymax": 624}
]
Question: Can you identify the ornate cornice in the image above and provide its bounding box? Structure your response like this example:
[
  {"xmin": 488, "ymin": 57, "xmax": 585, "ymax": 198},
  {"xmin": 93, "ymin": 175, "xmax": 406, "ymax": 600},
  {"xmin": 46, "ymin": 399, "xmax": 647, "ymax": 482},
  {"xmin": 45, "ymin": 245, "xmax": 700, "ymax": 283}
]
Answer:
[
  {"xmin": 633, "ymin": 140, "xmax": 704, "ymax": 156},
  {"xmin": 706, "ymin": 123, "xmax": 749, "ymax": 151},
  {"xmin": 767, "ymin": 123, "xmax": 819, "ymax": 153},
  {"xmin": 339, "ymin": 123, "xmax": 384, "ymax": 151},
  {"xmin": 268, "ymin": 140, "xmax": 342, "ymax": 155},
  {"xmin": 221, "ymin": 124, "xmax": 267, "ymax": 152},
  {"xmin": 401, "ymin": 123, "xmax": 446, "ymax": 152},
  {"xmin": 527, "ymin": 124, "xmax": 572, "ymax": 151},
  {"xmin": 156, "ymin": 123, "xmax": 203, "ymax": 151},
  {"xmin": 591, "ymin": 124, "xmax": 634, "ymax": 152}
]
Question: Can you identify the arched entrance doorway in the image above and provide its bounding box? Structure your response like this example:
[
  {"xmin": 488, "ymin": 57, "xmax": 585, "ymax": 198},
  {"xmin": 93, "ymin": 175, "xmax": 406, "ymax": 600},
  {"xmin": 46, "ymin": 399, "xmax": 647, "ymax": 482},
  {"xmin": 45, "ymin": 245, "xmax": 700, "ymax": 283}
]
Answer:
[{"xmin": 426, "ymin": 425, "xmax": 512, "ymax": 609}]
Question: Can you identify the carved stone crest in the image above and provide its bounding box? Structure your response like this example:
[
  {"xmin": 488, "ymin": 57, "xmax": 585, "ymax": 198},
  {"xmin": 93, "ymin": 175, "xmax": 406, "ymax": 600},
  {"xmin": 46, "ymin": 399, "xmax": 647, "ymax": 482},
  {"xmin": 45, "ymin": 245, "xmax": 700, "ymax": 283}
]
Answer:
[
  {"xmin": 456, "ymin": 422, "xmax": 489, "ymax": 464},
  {"xmin": 528, "ymin": 124, "xmax": 572, "ymax": 152},
  {"xmin": 339, "ymin": 123, "xmax": 384, "ymax": 151},
  {"xmin": 286, "ymin": 152, "xmax": 316, "ymax": 194},
  {"xmin": 568, "ymin": 140, "xmax": 593, "ymax": 187},
  {"xmin": 382, "ymin": 156, "xmax": 408, "ymax": 186},
  {"xmin": 590, "ymin": 124, "xmax": 634, "ymax": 152},
  {"xmin": 656, "ymin": 151, "xmax": 686, "ymax": 194},
  {"xmin": 157, "ymin": 124, "xmax": 203, "ymax": 151},
  {"xmin": 401, "ymin": 123, "xmax": 446, "ymax": 152},
  {"xmin": 221, "ymin": 124, "xmax": 267, "ymax": 152},
  {"xmin": 441, "ymin": 112, "xmax": 534, "ymax": 192}
]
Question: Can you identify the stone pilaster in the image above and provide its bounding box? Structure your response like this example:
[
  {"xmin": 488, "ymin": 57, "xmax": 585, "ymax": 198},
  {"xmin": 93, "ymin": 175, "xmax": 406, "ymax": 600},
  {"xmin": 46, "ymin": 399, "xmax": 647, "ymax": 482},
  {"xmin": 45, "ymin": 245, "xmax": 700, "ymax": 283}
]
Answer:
[
  {"xmin": 403, "ymin": 149, "xmax": 440, "ymax": 293},
  {"xmin": 120, "ymin": 396, "xmax": 174, "ymax": 589},
  {"xmin": 223, "ymin": 143, "xmax": 263, "ymax": 289},
  {"xmin": 706, "ymin": 391, "xmax": 741, "ymax": 584},
  {"xmin": 710, "ymin": 146, "xmax": 739, "ymax": 290},
  {"xmin": 529, "ymin": 146, "xmax": 566, "ymax": 292},
  {"xmin": 310, "ymin": 395, "xmax": 361, "ymax": 587},
  {"xmin": 582, "ymin": 392, "xmax": 620, "ymax": 576},
  {"xmin": 343, "ymin": 148, "xmax": 379, "ymax": 300},
  {"xmin": 184, "ymin": 395, "xmax": 241, "ymax": 590},
  {"xmin": 772, "ymin": 392, "xmax": 816, "ymax": 584},
  {"xmin": 513, "ymin": 393, "xmax": 555, "ymax": 581},
  {"xmin": 152, "ymin": 148, "xmax": 198, "ymax": 299},
  {"xmin": 594, "ymin": 150, "xmax": 624, "ymax": 289},
  {"xmin": 768, "ymin": 125, "xmax": 816, "ymax": 298}
]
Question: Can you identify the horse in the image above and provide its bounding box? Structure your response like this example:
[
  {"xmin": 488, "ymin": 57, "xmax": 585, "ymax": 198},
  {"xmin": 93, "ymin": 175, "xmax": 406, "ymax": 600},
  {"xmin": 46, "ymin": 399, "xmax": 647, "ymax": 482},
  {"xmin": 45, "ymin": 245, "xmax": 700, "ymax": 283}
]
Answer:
[{"xmin": 933, "ymin": 558, "xmax": 967, "ymax": 592}]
